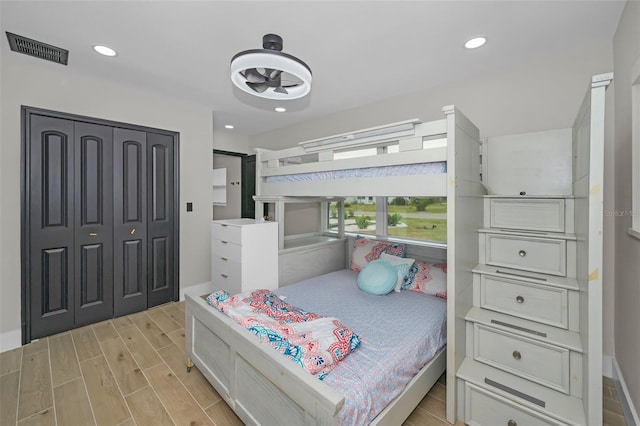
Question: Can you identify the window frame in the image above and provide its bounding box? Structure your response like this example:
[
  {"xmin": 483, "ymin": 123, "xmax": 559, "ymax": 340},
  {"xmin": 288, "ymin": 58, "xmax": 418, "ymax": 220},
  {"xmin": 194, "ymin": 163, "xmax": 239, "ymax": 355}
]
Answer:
[{"xmin": 324, "ymin": 197, "xmax": 448, "ymax": 248}]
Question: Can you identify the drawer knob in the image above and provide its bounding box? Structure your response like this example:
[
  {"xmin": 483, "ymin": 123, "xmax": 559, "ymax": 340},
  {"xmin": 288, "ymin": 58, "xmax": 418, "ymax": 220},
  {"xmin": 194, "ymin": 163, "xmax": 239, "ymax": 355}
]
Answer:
[
  {"xmin": 221, "ymin": 273, "xmax": 228, "ymax": 278},
  {"xmin": 512, "ymin": 350, "xmax": 522, "ymax": 360},
  {"xmin": 516, "ymin": 296, "xmax": 525, "ymax": 304},
  {"xmin": 519, "ymin": 191, "xmax": 526, "ymax": 196},
  {"xmin": 518, "ymin": 250, "xmax": 527, "ymax": 257},
  {"xmin": 508, "ymin": 420, "xmax": 518, "ymax": 426},
  {"xmin": 220, "ymin": 257, "xmax": 228, "ymax": 261},
  {"xmin": 221, "ymin": 240, "xmax": 228, "ymax": 244}
]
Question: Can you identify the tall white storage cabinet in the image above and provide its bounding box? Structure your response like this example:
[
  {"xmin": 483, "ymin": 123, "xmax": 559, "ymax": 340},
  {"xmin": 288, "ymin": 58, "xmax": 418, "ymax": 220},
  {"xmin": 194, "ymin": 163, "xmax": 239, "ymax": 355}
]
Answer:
[
  {"xmin": 211, "ymin": 219, "xmax": 279, "ymax": 294},
  {"xmin": 453, "ymin": 74, "xmax": 612, "ymax": 425}
]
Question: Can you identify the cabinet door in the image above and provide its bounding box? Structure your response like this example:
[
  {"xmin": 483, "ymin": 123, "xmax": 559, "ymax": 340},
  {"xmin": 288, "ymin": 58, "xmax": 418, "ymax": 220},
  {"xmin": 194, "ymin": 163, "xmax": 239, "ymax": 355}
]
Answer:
[
  {"xmin": 113, "ymin": 128, "xmax": 147, "ymax": 316},
  {"xmin": 146, "ymin": 132, "xmax": 175, "ymax": 307},
  {"xmin": 74, "ymin": 122, "xmax": 114, "ymax": 326},
  {"xmin": 28, "ymin": 115, "xmax": 75, "ymax": 339}
]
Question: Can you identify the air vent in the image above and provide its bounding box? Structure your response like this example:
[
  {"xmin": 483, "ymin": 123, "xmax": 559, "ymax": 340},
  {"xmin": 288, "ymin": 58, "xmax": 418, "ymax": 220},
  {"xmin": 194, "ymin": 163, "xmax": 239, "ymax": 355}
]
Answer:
[{"xmin": 5, "ymin": 32, "xmax": 68, "ymax": 65}]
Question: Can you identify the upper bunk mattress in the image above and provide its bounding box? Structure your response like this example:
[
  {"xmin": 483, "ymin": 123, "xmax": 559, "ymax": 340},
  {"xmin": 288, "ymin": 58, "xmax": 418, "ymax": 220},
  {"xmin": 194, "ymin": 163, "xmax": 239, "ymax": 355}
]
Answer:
[
  {"xmin": 265, "ymin": 161, "xmax": 446, "ymax": 183},
  {"xmin": 274, "ymin": 269, "xmax": 447, "ymax": 425}
]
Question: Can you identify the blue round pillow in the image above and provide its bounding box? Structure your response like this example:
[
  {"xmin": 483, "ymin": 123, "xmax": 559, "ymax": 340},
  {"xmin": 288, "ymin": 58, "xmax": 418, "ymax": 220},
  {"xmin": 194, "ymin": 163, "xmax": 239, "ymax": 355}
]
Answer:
[{"xmin": 357, "ymin": 259, "xmax": 397, "ymax": 295}]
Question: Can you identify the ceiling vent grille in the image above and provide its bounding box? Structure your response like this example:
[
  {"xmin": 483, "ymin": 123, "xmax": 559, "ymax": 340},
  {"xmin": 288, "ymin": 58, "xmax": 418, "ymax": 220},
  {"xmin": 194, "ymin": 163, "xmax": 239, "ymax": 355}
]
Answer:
[{"xmin": 5, "ymin": 32, "xmax": 69, "ymax": 65}]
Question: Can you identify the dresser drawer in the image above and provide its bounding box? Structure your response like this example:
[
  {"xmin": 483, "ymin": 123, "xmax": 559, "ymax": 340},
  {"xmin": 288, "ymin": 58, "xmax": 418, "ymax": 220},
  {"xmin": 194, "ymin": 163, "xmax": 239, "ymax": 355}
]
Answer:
[
  {"xmin": 212, "ymin": 257, "xmax": 242, "ymax": 294},
  {"xmin": 211, "ymin": 222, "xmax": 242, "ymax": 244},
  {"xmin": 485, "ymin": 234, "xmax": 566, "ymax": 276},
  {"xmin": 464, "ymin": 382, "xmax": 568, "ymax": 426},
  {"xmin": 474, "ymin": 324, "xmax": 570, "ymax": 393},
  {"xmin": 212, "ymin": 238, "xmax": 242, "ymax": 261},
  {"xmin": 490, "ymin": 199, "xmax": 565, "ymax": 233},
  {"xmin": 480, "ymin": 275, "xmax": 568, "ymax": 329}
]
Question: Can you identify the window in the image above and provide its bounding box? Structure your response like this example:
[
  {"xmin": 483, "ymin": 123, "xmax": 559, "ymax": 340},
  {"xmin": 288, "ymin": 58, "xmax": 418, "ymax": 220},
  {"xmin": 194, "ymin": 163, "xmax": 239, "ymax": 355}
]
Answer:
[
  {"xmin": 344, "ymin": 197, "xmax": 377, "ymax": 236},
  {"xmin": 631, "ymin": 56, "xmax": 640, "ymax": 239},
  {"xmin": 386, "ymin": 197, "xmax": 447, "ymax": 243},
  {"xmin": 327, "ymin": 196, "xmax": 446, "ymax": 245}
]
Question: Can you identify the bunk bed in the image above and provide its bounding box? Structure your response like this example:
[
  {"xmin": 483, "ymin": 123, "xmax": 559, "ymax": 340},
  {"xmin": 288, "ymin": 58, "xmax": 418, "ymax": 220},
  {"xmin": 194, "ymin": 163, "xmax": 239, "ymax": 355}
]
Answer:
[{"xmin": 185, "ymin": 105, "xmax": 485, "ymax": 425}]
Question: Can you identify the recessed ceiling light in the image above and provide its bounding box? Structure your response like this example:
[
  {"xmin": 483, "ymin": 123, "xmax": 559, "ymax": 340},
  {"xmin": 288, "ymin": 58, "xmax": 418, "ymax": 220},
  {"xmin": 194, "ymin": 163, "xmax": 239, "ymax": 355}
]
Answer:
[
  {"xmin": 93, "ymin": 45, "xmax": 117, "ymax": 57},
  {"xmin": 224, "ymin": 124, "xmax": 234, "ymax": 129},
  {"xmin": 275, "ymin": 107, "xmax": 286, "ymax": 113},
  {"xmin": 464, "ymin": 37, "xmax": 487, "ymax": 49}
]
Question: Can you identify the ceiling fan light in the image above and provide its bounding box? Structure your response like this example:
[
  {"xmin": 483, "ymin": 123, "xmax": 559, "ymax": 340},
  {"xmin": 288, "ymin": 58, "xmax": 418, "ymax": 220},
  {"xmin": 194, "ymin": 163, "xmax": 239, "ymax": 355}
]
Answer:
[
  {"xmin": 230, "ymin": 52, "xmax": 312, "ymax": 100},
  {"xmin": 230, "ymin": 35, "xmax": 312, "ymax": 101}
]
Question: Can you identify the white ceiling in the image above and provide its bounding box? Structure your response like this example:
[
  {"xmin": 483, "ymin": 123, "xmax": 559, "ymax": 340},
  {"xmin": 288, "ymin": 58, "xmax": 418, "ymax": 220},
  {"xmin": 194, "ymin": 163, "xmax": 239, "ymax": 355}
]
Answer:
[{"xmin": 1, "ymin": 1, "xmax": 626, "ymax": 136}]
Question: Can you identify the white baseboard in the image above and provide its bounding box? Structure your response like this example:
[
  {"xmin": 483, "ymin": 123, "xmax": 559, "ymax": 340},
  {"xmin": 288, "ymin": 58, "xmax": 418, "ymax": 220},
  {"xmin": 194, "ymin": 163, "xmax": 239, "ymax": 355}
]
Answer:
[
  {"xmin": 0, "ymin": 328, "xmax": 22, "ymax": 353},
  {"xmin": 613, "ymin": 358, "xmax": 640, "ymax": 426},
  {"xmin": 603, "ymin": 354, "xmax": 614, "ymax": 378},
  {"xmin": 180, "ymin": 281, "xmax": 215, "ymax": 301}
]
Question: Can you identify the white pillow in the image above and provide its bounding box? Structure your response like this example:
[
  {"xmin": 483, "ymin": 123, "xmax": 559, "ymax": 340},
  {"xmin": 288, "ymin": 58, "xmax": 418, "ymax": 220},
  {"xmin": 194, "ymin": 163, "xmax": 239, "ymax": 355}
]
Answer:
[{"xmin": 379, "ymin": 252, "xmax": 416, "ymax": 292}]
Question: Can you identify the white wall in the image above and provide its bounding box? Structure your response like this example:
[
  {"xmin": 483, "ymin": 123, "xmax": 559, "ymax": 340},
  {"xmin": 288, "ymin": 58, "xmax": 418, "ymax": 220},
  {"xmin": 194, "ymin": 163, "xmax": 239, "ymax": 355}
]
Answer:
[
  {"xmin": 250, "ymin": 40, "xmax": 617, "ymax": 356},
  {"xmin": 212, "ymin": 128, "xmax": 251, "ymax": 154},
  {"xmin": 613, "ymin": 0, "xmax": 640, "ymax": 415},
  {"xmin": 0, "ymin": 51, "xmax": 213, "ymax": 349}
]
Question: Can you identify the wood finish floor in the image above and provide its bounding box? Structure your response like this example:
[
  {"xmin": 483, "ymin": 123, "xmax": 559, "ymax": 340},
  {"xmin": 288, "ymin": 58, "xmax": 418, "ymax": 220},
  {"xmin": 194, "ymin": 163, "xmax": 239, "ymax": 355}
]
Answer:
[{"xmin": 0, "ymin": 301, "xmax": 628, "ymax": 426}]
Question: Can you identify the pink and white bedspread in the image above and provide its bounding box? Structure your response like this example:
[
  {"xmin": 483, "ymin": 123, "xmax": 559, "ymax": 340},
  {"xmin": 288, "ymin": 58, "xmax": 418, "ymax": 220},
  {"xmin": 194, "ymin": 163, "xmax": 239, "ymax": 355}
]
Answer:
[{"xmin": 206, "ymin": 289, "xmax": 361, "ymax": 379}]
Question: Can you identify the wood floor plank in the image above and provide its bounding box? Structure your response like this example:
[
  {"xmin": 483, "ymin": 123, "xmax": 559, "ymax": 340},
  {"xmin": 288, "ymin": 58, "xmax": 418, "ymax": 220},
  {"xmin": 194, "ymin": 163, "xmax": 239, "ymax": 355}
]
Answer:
[
  {"xmin": 145, "ymin": 363, "xmax": 213, "ymax": 426},
  {"xmin": 71, "ymin": 325, "xmax": 102, "ymax": 362},
  {"xmin": 117, "ymin": 325, "xmax": 162, "ymax": 369},
  {"xmin": 80, "ymin": 355, "xmax": 131, "ymax": 426},
  {"xmin": 162, "ymin": 304, "xmax": 185, "ymax": 328},
  {"xmin": 54, "ymin": 377, "xmax": 96, "ymax": 426},
  {"xmin": 93, "ymin": 321, "xmax": 119, "ymax": 342},
  {"xmin": 167, "ymin": 329, "xmax": 186, "ymax": 352},
  {"xmin": 1, "ymin": 371, "xmax": 20, "ymax": 425},
  {"xmin": 405, "ymin": 407, "xmax": 450, "ymax": 426},
  {"xmin": 18, "ymin": 349, "xmax": 53, "ymax": 420},
  {"xmin": 1, "ymin": 346, "xmax": 23, "ymax": 375},
  {"xmin": 147, "ymin": 309, "xmax": 181, "ymax": 334},
  {"xmin": 100, "ymin": 336, "xmax": 148, "ymax": 395},
  {"xmin": 125, "ymin": 386, "xmax": 175, "ymax": 426},
  {"xmin": 17, "ymin": 408, "xmax": 55, "ymax": 426},
  {"xmin": 417, "ymin": 394, "xmax": 447, "ymax": 421},
  {"xmin": 158, "ymin": 344, "xmax": 221, "ymax": 408},
  {"xmin": 204, "ymin": 401, "xmax": 243, "ymax": 426},
  {"xmin": 49, "ymin": 333, "xmax": 81, "ymax": 386},
  {"xmin": 112, "ymin": 315, "xmax": 133, "ymax": 329},
  {"xmin": 130, "ymin": 311, "xmax": 174, "ymax": 349},
  {"xmin": 22, "ymin": 339, "xmax": 48, "ymax": 356}
]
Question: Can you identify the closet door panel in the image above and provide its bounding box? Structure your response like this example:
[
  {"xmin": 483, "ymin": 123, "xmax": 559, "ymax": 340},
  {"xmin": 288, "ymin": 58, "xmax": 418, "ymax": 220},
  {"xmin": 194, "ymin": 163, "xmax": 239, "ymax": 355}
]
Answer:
[
  {"xmin": 147, "ymin": 132, "xmax": 175, "ymax": 307},
  {"xmin": 74, "ymin": 122, "xmax": 114, "ymax": 326},
  {"xmin": 113, "ymin": 128, "xmax": 148, "ymax": 316},
  {"xmin": 29, "ymin": 115, "xmax": 75, "ymax": 338}
]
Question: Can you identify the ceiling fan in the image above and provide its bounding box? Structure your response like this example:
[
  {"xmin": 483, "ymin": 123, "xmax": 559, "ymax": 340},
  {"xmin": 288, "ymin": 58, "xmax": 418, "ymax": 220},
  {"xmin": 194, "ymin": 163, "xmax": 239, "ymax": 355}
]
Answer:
[{"xmin": 230, "ymin": 34, "xmax": 312, "ymax": 100}]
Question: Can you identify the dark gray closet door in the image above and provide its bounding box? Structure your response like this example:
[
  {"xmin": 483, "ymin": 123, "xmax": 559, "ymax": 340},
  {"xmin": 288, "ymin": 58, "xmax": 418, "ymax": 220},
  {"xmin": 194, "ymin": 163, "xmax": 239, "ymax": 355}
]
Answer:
[
  {"xmin": 147, "ymin": 132, "xmax": 175, "ymax": 307},
  {"xmin": 113, "ymin": 128, "xmax": 147, "ymax": 316},
  {"xmin": 29, "ymin": 115, "xmax": 75, "ymax": 338},
  {"xmin": 73, "ymin": 122, "xmax": 114, "ymax": 326}
]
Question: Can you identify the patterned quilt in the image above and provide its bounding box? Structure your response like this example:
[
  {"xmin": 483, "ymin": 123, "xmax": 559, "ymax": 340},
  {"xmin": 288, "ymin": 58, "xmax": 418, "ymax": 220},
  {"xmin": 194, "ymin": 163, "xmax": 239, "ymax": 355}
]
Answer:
[{"xmin": 206, "ymin": 289, "xmax": 361, "ymax": 379}]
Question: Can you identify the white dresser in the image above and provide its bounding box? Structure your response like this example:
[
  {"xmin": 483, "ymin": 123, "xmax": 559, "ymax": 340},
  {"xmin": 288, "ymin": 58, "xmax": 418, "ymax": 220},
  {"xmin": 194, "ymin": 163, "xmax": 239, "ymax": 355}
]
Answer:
[
  {"xmin": 211, "ymin": 219, "xmax": 278, "ymax": 294},
  {"xmin": 457, "ymin": 196, "xmax": 587, "ymax": 425}
]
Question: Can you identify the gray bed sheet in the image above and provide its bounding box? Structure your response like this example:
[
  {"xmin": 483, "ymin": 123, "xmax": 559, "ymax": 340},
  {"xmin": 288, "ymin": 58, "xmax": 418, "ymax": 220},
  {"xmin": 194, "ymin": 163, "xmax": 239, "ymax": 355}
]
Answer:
[{"xmin": 274, "ymin": 269, "xmax": 447, "ymax": 425}]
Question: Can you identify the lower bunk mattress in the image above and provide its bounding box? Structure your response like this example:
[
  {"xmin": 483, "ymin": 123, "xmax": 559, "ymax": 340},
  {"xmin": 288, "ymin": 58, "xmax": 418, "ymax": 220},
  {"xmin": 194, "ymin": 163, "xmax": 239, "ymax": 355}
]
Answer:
[{"xmin": 270, "ymin": 269, "xmax": 447, "ymax": 425}]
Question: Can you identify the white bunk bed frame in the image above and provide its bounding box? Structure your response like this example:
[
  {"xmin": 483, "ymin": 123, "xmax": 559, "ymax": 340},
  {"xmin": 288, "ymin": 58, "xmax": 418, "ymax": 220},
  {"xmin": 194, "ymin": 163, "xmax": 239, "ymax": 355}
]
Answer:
[{"xmin": 185, "ymin": 105, "xmax": 485, "ymax": 425}]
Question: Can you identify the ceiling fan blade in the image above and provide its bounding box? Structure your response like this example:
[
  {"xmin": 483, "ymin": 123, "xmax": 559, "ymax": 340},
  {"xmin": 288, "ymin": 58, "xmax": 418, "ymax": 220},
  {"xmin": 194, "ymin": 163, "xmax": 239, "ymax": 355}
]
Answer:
[
  {"xmin": 269, "ymin": 69, "xmax": 282, "ymax": 80},
  {"xmin": 246, "ymin": 82, "xmax": 269, "ymax": 93},
  {"xmin": 241, "ymin": 68, "xmax": 266, "ymax": 83},
  {"xmin": 274, "ymin": 86, "xmax": 288, "ymax": 94}
]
